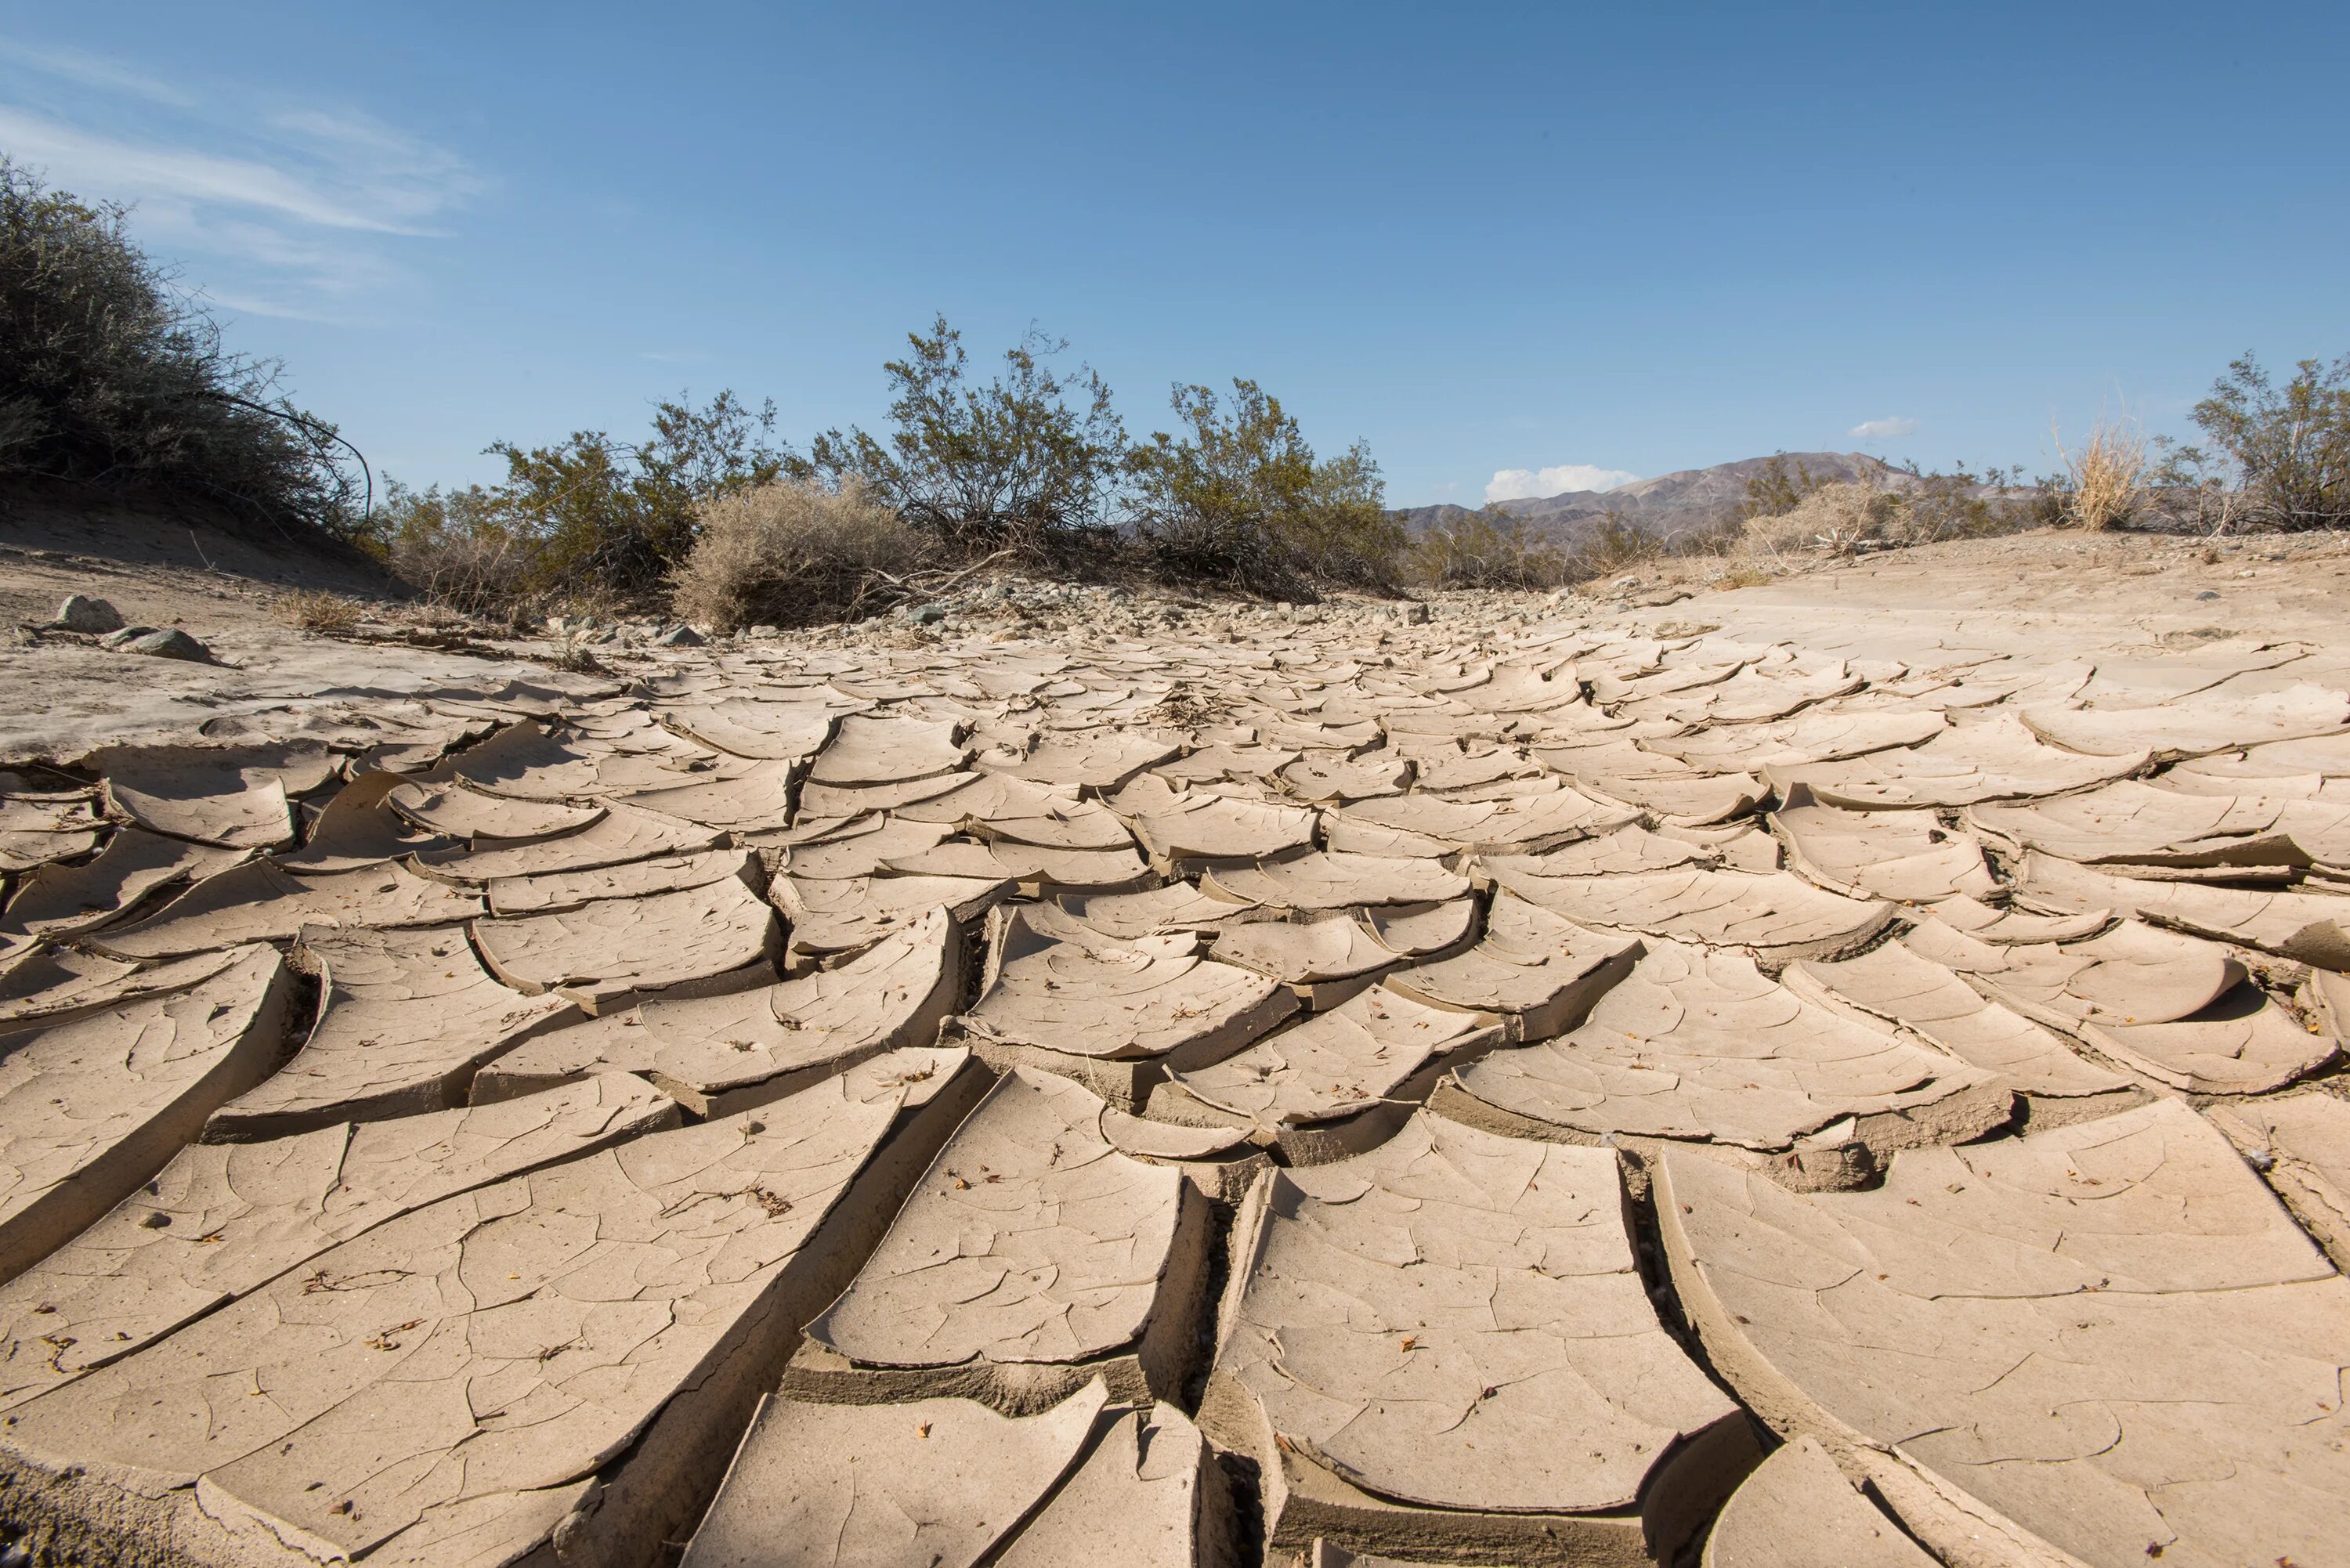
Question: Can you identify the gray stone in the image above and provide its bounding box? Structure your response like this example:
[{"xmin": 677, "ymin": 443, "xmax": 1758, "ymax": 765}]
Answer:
[
  {"xmin": 99, "ymin": 625, "xmax": 158, "ymax": 649},
  {"xmin": 655, "ymin": 624, "xmax": 706, "ymax": 647},
  {"xmin": 2196, "ymin": 589, "xmax": 2222, "ymax": 600},
  {"xmin": 52, "ymin": 595, "xmax": 124, "ymax": 634},
  {"xmin": 1402, "ymin": 602, "xmax": 1431, "ymax": 624},
  {"xmin": 905, "ymin": 602, "xmax": 947, "ymax": 625},
  {"xmin": 120, "ymin": 629, "xmax": 212, "ymax": 663}
]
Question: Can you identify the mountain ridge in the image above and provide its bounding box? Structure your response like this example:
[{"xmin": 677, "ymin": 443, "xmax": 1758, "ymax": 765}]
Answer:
[{"xmin": 1394, "ymin": 450, "xmax": 1900, "ymax": 546}]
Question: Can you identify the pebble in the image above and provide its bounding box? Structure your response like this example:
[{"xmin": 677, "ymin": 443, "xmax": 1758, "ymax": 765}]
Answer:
[{"xmin": 654, "ymin": 624, "xmax": 706, "ymax": 647}]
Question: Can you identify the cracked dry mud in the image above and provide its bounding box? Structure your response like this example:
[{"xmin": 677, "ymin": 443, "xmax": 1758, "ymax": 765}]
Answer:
[{"xmin": 2, "ymin": 555, "xmax": 2349, "ymax": 1568}]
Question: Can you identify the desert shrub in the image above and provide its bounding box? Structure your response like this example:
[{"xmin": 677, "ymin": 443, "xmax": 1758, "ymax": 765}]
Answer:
[
  {"xmin": 1740, "ymin": 482, "xmax": 1899, "ymax": 557},
  {"xmin": 276, "ymin": 590, "xmax": 366, "ymax": 634},
  {"xmin": 806, "ymin": 317, "xmax": 1125, "ymax": 551},
  {"xmin": 0, "ymin": 159, "xmax": 362, "ymax": 538},
  {"xmin": 2189, "ymin": 352, "xmax": 2350, "ymax": 529},
  {"xmin": 1739, "ymin": 453, "xmax": 1830, "ymax": 519},
  {"xmin": 374, "ymin": 479, "xmax": 534, "ymax": 616},
  {"xmin": 2056, "ymin": 420, "xmax": 2146, "ymax": 530},
  {"xmin": 1129, "ymin": 379, "xmax": 1403, "ymax": 594},
  {"xmin": 1741, "ymin": 463, "xmax": 2040, "ymax": 562},
  {"xmin": 1561, "ymin": 515, "xmax": 1674, "ymax": 582},
  {"xmin": 670, "ymin": 477, "xmax": 919, "ymax": 631},
  {"xmin": 1412, "ymin": 506, "xmax": 1568, "ymax": 588},
  {"xmin": 483, "ymin": 390, "xmax": 789, "ymax": 597},
  {"xmin": 1889, "ymin": 461, "xmax": 2043, "ymax": 540}
]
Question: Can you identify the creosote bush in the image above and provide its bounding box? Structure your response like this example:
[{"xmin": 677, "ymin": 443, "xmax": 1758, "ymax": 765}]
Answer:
[
  {"xmin": 0, "ymin": 160, "xmax": 362, "ymax": 538},
  {"xmin": 803, "ymin": 317, "xmax": 1124, "ymax": 552},
  {"xmin": 1128, "ymin": 379, "xmax": 1402, "ymax": 595},
  {"xmin": 1409, "ymin": 506, "xmax": 1568, "ymax": 589},
  {"xmin": 2188, "ymin": 352, "xmax": 2350, "ymax": 529},
  {"xmin": 669, "ymin": 478, "xmax": 920, "ymax": 632}
]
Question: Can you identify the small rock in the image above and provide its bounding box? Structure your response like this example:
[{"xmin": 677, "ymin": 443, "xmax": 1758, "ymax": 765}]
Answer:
[
  {"xmin": 101, "ymin": 624, "xmax": 160, "ymax": 648},
  {"xmin": 545, "ymin": 615, "xmax": 569, "ymax": 634},
  {"xmin": 120, "ymin": 628, "xmax": 212, "ymax": 662},
  {"xmin": 1613, "ymin": 575, "xmax": 1640, "ymax": 590},
  {"xmin": 1401, "ymin": 602, "xmax": 1431, "ymax": 624},
  {"xmin": 52, "ymin": 594, "xmax": 125, "ymax": 634},
  {"xmin": 2195, "ymin": 590, "xmax": 2222, "ymax": 601},
  {"xmin": 653, "ymin": 624, "xmax": 705, "ymax": 647},
  {"xmin": 747, "ymin": 624, "xmax": 781, "ymax": 638},
  {"xmin": 904, "ymin": 603, "xmax": 947, "ymax": 626}
]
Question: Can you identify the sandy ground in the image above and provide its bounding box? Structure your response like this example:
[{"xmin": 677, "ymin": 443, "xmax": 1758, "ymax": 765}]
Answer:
[
  {"xmin": 6, "ymin": 493, "xmax": 2347, "ymax": 765},
  {"xmin": 0, "ymin": 497, "xmax": 572, "ymax": 762}
]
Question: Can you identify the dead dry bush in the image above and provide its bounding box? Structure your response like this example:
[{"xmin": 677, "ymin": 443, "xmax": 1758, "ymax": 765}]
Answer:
[
  {"xmin": 275, "ymin": 589, "xmax": 365, "ymax": 634},
  {"xmin": 1737, "ymin": 471, "xmax": 2034, "ymax": 565},
  {"xmin": 389, "ymin": 525, "xmax": 533, "ymax": 621},
  {"xmin": 1738, "ymin": 482, "xmax": 1901, "ymax": 561},
  {"xmin": 2058, "ymin": 420, "xmax": 2146, "ymax": 531},
  {"xmin": 670, "ymin": 477, "xmax": 920, "ymax": 631}
]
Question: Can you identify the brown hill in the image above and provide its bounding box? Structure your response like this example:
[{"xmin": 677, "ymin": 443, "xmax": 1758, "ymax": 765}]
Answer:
[{"xmin": 1394, "ymin": 451, "xmax": 1900, "ymax": 546}]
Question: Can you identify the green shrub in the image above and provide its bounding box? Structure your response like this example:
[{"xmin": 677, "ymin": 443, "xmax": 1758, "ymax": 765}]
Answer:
[
  {"xmin": 0, "ymin": 159, "xmax": 361, "ymax": 538},
  {"xmin": 1410, "ymin": 505, "xmax": 1568, "ymax": 589},
  {"xmin": 374, "ymin": 479, "xmax": 532, "ymax": 616},
  {"xmin": 806, "ymin": 317, "xmax": 1125, "ymax": 551},
  {"xmin": 1128, "ymin": 379, "xmax": 1402, "ymax": 594},
  {"xmin": 480, "ymin": 390, "xmax": 788, "ymax": 596},
  {"xmin": 2189, "ymin": 353, "xmax": 2350, "ymax": 529},
  {"xmin": 668, "ymin": 477, "xmax": 918, "ymax": 631}
]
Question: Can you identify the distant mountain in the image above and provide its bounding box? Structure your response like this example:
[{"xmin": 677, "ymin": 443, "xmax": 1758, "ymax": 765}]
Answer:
[{"xmin": 1394, "ymin": 451, "xmax": 1900, "ymax": 547}]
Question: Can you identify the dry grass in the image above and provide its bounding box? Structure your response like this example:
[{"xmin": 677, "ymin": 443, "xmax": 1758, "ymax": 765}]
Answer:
[
  {"xmin": 390, "ymin": 526, "xmax": 533, "ymax": 618},
  {"xmin": 2059, "ymin": 419, "xmax": 2146, "ymax": 531},
  {"xmin": 669, "ymin": 477, "xmax": 920, "ymax": 633},
  {"xmin": 277, "ymin": 589, "xmax": 367, "ymax": 634},
  {"xmin": 1737, "ymin": 482, "xmax": 1900, "ymax": 562}
]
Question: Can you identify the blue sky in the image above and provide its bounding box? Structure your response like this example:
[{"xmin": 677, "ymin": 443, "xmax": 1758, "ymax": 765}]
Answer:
[{"xmin": 5, "ymin": 2, "xmax": 2345, "ymax": 505}]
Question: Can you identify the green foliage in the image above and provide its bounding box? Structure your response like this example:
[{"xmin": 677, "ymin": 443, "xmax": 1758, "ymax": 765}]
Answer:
[
  {"xmin": 1882, "ymin": 457, "xmax": 2030, "ymax": 539},
  {"xmin": 1128, "ymin": 379, "xmax": 1402, "ymax": 594},
  {"xmin": 2191, "ymin": 352, "xmax": 2350, "ymax": 529},
  {"xmin": 806, "ymin": 316, "xmax": 1124, "ymax": 548},
  {"xmin": 483, "ymin": 390, "xmax": 789, "ymax": 593},
  {"xmin": 374, "ymin": 479, "xmax": 521, "ymax": 616},
  {"xmin": 377, "ymin": 314, "xmax": 1397, "ymax": 610},
  {"xmin": 1739, "ymin": 453, "xmax": 1824, "ymax": 519},
  {"xmin": 1410, "ymin": 505, "xmax": 1567, "ymax": 589},
  {"xmin": 0, "ymin": 158, "xmax": 360, "ymax": 537},
  {"xmin": 1564, "ymin": 515, "xmax": 1665, "ymax": 580}
]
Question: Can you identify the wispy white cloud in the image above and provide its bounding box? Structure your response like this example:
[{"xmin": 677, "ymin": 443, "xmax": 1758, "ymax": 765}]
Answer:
[
  {"xmin": 0, "ymin": 43, "xmax": 479, "ymax": 323},
  {"xmin": 1849, "ymin": 415, "xmax": 1919, "ymax": 440},
  {"xmin": 0, "ymin": 107, "xmax": 427, "ymax": 233},
  {"xmin": 1485, "ymin": 463, "xmax": 1639, "ymax": 503},
  {"xmin": 0, "ymin": 36, "xmax": 196, "ymax": 107}
]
